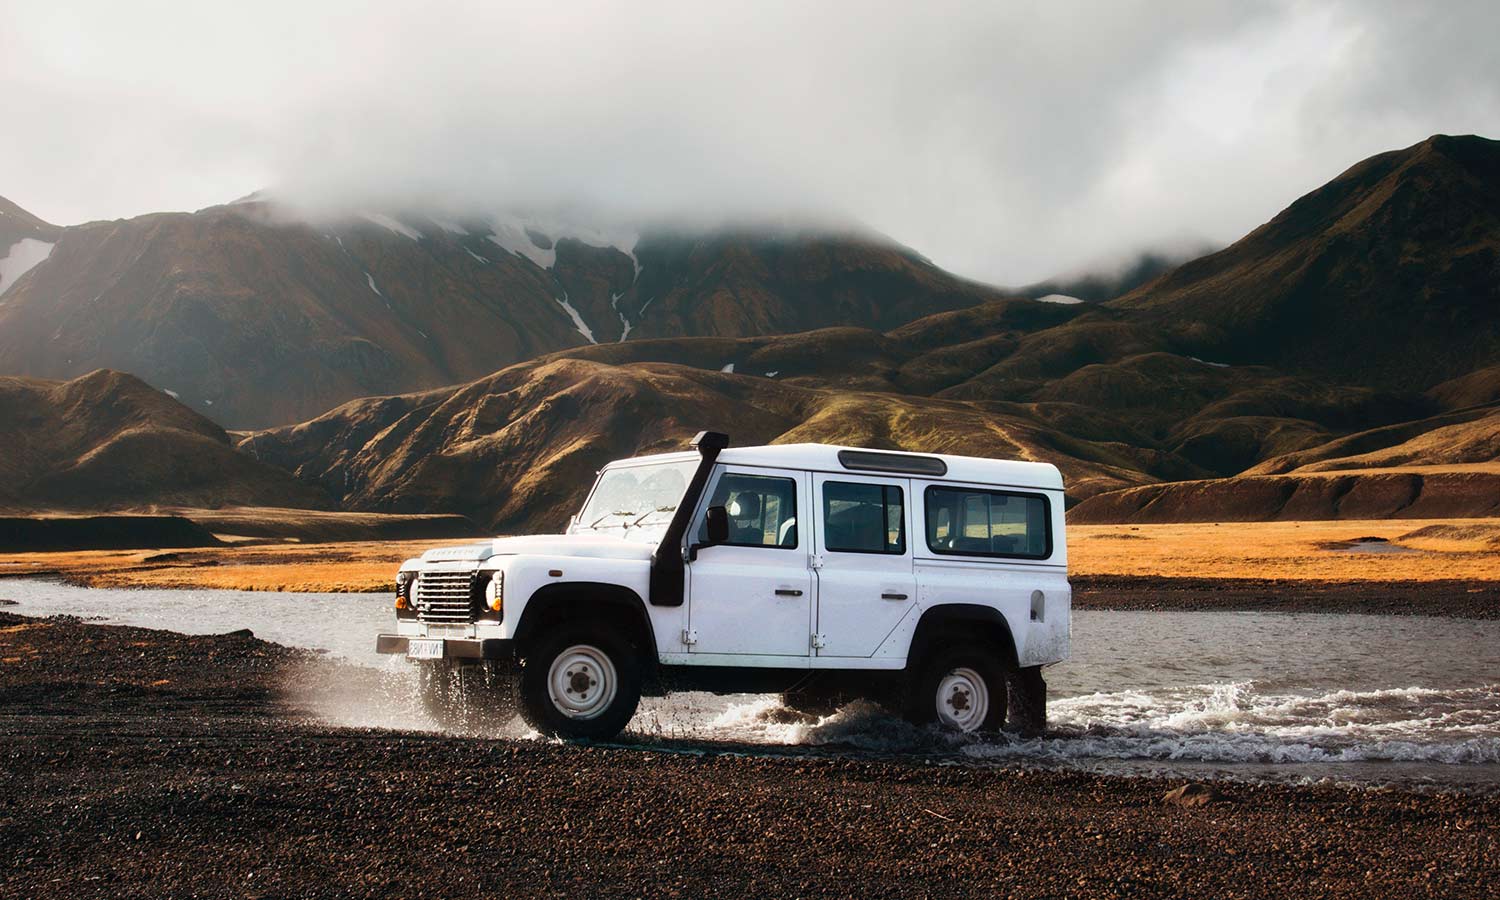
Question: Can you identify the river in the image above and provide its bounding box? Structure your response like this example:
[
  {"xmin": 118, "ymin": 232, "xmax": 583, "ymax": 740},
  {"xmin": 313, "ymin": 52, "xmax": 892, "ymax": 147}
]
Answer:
[{"xmin": 4, "ymin": 579, "xmax": 1497, "ymax": 793}]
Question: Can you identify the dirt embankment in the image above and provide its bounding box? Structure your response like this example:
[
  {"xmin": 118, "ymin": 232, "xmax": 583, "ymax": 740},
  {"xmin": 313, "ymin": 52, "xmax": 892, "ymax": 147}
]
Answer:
[
  {"xmin": 1073, "ymin": 575, "xmax": 1500, "ymax": 619},
  {"xmin": 3, "ymin": 613, "xmax": 1498, "ymax": 899},
  {"xmin": 1071, "ymin": 467, "xmax": 1500, "ymax": 524},
  {"xmin": 0, "ymin": 515, "xmax": 221, "ymax": 552}
]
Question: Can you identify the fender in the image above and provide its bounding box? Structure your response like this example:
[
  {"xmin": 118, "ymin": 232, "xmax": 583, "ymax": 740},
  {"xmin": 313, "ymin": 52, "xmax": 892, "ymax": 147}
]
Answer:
[
  {"xmin": 907, "ymin": 603, "xmax": 1020, "ymax": 670},
  {"xmin": 512, "ymin": 581, "xmax": 659, "ymax": 658}
]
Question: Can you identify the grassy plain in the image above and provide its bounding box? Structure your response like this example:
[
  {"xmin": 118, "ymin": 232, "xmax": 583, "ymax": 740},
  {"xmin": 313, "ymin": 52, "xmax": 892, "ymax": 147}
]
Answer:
[{"xmin": 2, "ymin": 518, "xmax": 1497, "ymax": 593}]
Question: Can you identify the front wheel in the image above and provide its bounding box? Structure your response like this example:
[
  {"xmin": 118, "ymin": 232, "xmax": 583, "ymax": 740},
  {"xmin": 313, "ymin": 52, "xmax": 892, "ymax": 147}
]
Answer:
[
  {"xmin": 517, "ymin": 628, "xmax": 642, "ymax": 741},
  {"xmin": 904, "ymin": 642, "xmax": 1009, "ymax": 733}
]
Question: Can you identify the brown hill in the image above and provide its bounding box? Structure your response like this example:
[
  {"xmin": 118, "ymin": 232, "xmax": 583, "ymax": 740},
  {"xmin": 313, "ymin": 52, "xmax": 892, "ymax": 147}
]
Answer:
[
  {"xmin": 0, "ymin": 198, "xmax": 1004, "ymax": 427},
  {"xmin": 244, "ymin": 350, "xmax": 1204, "ymax": 533},
  {"xmin": 244, "ymin": 287, "xmax": 1444, "ymax": 533},
  {"xmin": 1109, "ymin": 134, "xmax": 1500, "ymax": 391},
  {"xmin": 0, "ymin": 370, "xmax": 330, "ymax": 512},
  {"xmin": 1069, "ymin": 466, "xmax": 1500, "ymax": 523}
]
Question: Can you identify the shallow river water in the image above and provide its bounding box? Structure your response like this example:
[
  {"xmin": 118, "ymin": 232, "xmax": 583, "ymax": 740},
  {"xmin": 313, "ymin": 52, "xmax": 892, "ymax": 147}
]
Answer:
[{"xmin": 5, "ymin": 579, "xmax": 1499, "ymax": 792}]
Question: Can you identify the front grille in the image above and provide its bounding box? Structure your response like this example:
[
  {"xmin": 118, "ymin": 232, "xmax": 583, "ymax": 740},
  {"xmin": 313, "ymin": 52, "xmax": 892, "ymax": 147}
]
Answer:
[{"xmin": 415, "ymin": 570, "xmax": 476, "ymax": 623}]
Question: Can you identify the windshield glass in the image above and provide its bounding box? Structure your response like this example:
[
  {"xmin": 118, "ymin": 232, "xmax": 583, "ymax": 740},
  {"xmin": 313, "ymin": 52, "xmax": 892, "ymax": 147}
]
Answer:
[{"xmin": 571, "ymin": 459, "xmax": 699, "ymax": 543}]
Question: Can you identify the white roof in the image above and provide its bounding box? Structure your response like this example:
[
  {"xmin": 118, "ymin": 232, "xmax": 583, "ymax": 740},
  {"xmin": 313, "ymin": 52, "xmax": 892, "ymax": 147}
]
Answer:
[{"xmin": 610, "ymin": 442, "xmax": 1063, "ymax": 491}]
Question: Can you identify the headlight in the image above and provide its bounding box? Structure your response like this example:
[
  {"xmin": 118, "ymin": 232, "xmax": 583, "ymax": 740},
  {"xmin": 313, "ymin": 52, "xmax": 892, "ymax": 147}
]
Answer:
[
  {"xmin": 486, "ymin": 571, "xmax": 504, "ymax": 612},
  {"xmin": 395, "ymin": 570, "xmax": 417, "ymax": 615},
  {"xmin": 472, "ymin": 571, "xmax": 503, "ymax": 617}
]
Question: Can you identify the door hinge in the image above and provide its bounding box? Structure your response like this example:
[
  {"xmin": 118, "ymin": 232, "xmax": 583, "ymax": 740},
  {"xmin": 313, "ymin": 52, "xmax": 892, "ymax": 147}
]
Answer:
[
  {"xmin": 809, "ymin": 553, "xmax": 825, "ymax": 570},
  {"xmin": 810, "ymin": 633, "xmax": 827, "ymax": 649},
  {"xmin": 681, "ymin": 629, "xmax": 698, "ymax": 646}
]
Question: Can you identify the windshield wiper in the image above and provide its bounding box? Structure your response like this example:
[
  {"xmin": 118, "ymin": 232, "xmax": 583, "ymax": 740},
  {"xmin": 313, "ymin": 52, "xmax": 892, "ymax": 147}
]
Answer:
[
  {"xmin": 627, "ymin": 504, "xmax": 678, "ymax": 529},
  {"xmin": 588, "ymin": 510, "xmax": 636, "ymax": 528}
]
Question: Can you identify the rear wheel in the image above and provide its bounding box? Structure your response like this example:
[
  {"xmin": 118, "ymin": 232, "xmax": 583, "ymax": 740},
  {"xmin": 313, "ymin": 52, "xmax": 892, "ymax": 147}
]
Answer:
[
  {"xmin": 517, "ymin": 627, "xmax": 642, "ymax": 741},
  {"xmin": 416, "ymin": 660, "xmax": 515, "ymax": 732},
  {"xmin": 904, "ymin": 642, "xmax": 1009, "ymax": 733}
]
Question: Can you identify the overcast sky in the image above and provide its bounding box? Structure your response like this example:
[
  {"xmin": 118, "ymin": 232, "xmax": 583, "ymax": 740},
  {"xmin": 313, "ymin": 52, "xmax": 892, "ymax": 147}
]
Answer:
[{"xmin": 3, "ymin": 0, "xmax": 1497, "ymax": 284}]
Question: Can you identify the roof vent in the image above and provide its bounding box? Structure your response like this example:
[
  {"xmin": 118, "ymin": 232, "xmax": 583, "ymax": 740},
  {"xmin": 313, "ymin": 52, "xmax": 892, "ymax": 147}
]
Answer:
[{"xmin": 837, "ymin": 449, "xmax": 947, "ymax": 477}]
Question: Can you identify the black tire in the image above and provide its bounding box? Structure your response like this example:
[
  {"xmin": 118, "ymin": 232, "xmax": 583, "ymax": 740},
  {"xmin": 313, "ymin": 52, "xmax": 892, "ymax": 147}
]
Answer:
[
  {"xmin": 417, "ymin": 660, "xmax": 515, "ymax": 732},
  {"xmin": 516, "ymin": 626, "xmax": 642, "ymax": 741},
  {"xmin": 903, "ymin": 641, "xmax": 1009, "ymax": 733}
]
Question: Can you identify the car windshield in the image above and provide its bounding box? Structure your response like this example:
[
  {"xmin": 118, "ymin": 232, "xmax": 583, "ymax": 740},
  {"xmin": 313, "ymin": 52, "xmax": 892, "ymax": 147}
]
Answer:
[{"xmin": 571, "ymin": 459, "xmax": 699, "ymax": 543}]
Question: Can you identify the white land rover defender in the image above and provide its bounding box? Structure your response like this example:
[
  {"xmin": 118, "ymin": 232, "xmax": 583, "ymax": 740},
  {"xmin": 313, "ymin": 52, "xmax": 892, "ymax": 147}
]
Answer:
[{"xmin": 376, "ymin": 433, "xmax": 1070, "ymax": 740}]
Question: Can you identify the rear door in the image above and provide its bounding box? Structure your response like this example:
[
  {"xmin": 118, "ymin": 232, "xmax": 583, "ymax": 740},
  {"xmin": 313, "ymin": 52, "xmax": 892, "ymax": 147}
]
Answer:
[
  {"xmin": 685, "ymin": 466, "xmax": 813, "ymax": 657},
  {"xmin": 810, "ymin": 473, "xmax": 916, "ymax": 658}
]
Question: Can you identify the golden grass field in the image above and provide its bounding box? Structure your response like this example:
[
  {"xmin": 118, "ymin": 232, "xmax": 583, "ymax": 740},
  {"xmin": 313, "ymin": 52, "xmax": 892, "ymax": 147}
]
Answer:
[{"xmin": 1, "ymin": 518, "xmax": 1497, "ymax": 593}]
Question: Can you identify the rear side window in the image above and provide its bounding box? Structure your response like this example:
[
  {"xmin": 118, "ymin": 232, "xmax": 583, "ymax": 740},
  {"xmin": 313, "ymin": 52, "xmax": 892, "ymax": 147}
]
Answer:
[
  {"xmin": 822, "ymin": 481, "xmax": 905, "ymax": 554},
  {"xmin": 923, "ymin": 487, "xmax": 1050, "ymax": 559}
]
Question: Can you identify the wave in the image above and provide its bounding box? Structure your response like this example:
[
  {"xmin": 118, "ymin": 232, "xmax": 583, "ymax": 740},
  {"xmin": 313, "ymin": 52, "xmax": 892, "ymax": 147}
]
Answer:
[{"xmin": 699, "ymin": 682, "xmax": 1500, "ymax": 767}]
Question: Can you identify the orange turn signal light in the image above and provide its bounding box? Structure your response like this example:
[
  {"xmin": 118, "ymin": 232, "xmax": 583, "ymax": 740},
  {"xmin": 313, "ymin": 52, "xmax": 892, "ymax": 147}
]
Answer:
[{"xmin": 395, "ymin": 595, "xmax": 408, "ymax": 610}]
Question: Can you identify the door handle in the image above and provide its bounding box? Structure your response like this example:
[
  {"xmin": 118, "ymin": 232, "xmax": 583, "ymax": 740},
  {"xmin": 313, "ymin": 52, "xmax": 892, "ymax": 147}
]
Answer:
[
  {"xmin": 775, "ymin": 588, "xmax": 804, "ymax": 597},
  {"xmin": 881, "ymin": 592, "xmax": 909, "ymax": 601}
]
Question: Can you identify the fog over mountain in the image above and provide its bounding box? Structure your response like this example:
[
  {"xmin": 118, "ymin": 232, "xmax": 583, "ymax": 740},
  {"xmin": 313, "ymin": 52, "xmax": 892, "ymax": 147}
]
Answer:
[{"xmin": 5, "ymin": 0, "xmax": 1499, "ymax": 284}]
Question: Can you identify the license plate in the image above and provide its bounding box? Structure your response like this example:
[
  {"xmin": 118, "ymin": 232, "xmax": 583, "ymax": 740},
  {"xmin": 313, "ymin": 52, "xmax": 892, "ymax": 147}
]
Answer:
[{"xmin": 407, "ymin": 639, "xmax": 444, "ymax": 659}]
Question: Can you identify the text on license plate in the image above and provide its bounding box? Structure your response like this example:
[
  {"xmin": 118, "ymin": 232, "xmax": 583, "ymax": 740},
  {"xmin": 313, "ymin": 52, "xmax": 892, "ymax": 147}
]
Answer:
[{"xmin": 407, "ymin": 639, "xmax": 444, "ymax": 659}]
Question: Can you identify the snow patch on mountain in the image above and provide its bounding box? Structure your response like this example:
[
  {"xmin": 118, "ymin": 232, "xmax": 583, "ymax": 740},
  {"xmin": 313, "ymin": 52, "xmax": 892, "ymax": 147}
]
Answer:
[
  {"xmin": 485, "ymin": 213, "xmax": 640, "ymax": 273},
  {"xmin": 556, "ymin": 291, "xmax": 597, "ymax": 344},
  {"xmin": 365, "ymin": 273, "xmax": 383, "ymax": 296},
  {"xmin": 463, "ymin": 248, "xmax": 490, "ymax": 264},
  {"xmin": 361, "ymin": 213, "xmax": 424, "ymax": 241},
  {"xmin": 1035, "ymin": 293, "xmax": 1085, "ymax": 305},
  {"xmin": 428, "ymin": 217, "xmax": 469, "ymax": 236},
  {"xmin": 611, "ymin": 291, "xmax": 632, "ymax": 341},
  {"xmin": 0, "ymin": 239, "xmax": 55, "ymax": 295}
]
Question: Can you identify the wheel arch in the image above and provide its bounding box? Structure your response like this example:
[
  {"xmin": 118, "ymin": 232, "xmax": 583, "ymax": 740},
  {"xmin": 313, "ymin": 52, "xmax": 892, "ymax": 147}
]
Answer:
[
  {"xmin": 907, "ymin": 603, "xmax": 1020, "ymax": 672},
  {"xmin": 512, "ymin": 581, "xmax": 659, "ymax": 661}
]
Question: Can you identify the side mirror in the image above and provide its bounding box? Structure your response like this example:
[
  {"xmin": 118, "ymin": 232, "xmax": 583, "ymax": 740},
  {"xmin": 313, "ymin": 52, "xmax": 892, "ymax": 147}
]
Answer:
[
  {"xmin": 705, "ymin": 505, "xmax": 730, "ymax": 544},
  {"xmin": 688, "ymin": 505, "xmax": 730, "ymax": 562}
]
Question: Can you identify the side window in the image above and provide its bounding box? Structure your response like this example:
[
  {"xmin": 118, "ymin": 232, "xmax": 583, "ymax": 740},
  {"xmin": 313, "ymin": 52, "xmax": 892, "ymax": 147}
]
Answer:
[
  {"xmin": 699, "ymin": 473, "xmax": 799, "ymax": 548},
  {"xmin": 822, "ymin": 481, "xmax": 905, "ymax": 554},
  {"xmin": 923, "ymin": 487, "xmax": 1050, "ymax": 559}
]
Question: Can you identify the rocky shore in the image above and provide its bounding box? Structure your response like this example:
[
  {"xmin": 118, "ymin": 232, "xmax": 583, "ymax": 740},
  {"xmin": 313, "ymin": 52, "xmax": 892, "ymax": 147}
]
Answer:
[
  {"xmin": 1072, "ymin": 575, "xmax": 1500, "ymax": 619},
  {"xmin": 3, "ymin": 611, "xmax": 1498, "ymax": 898}
]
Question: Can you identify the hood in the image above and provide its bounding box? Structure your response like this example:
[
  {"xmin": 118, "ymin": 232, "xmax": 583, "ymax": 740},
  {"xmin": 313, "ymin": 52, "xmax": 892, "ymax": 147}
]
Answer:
[{"xmin": 419, "ymin": 533, "xmax": 655, "ymax": 564}]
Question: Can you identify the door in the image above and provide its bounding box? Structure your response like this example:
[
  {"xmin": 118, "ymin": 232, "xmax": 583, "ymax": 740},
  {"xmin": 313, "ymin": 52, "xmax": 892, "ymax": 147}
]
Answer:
[
  {"xmin": 811, "ymin": 473, "xmax": 916, "ymax": 657},
  {"xmin": 685, "ymin": 466, "xmax": 812, "ymax": 657}
]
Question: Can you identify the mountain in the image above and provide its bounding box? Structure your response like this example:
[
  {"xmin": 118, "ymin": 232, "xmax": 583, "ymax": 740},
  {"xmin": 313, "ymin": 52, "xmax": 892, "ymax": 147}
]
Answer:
[
  {"xmin": 0, "ymin": 370, "xmax": 330, "ymax": 512},
  {"xmin": 0, "ymin": 196, "xmax": 1006, "ymax": 427},
  {"xmin": 4, "ymin": 135, "xmax": 1498, "ymax": 526},
  {"xmin": 241, "ymin": 136, "xmax": 1500, "ymax": 528},
  {"xmin": 1108, "ymin": 134, "xmax": 1500, "ymax": 391},
  {"xmin": 0, "ymin": 196, "xmax": 61, "ymax": 296},
  {"xmin": 1019, "ymin": 246, "xmax": 1213, "ymax": 304}
]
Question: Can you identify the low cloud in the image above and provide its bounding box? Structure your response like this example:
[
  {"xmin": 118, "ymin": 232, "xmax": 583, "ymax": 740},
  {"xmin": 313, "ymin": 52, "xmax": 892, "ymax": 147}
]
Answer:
[{"xmin": 4, "ymin": 0, "xmax": 1497, "ymax": 283}]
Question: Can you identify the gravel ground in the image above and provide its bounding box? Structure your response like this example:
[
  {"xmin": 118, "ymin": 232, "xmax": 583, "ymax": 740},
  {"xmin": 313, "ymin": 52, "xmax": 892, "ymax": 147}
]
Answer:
[
  {"xmin": 2, "ymin": 611, "xmax": 1498, "ymax": 899},
  {"xmin": 1073, "ymin": 575, "xmax": 1500, "ymax": 618}
]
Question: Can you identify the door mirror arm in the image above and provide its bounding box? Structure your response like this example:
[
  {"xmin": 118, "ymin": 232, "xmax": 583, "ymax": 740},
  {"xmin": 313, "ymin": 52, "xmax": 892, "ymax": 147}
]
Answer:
[{"xmin": 688, "ymin": 505, "xmax": 730, "ymax": 561}]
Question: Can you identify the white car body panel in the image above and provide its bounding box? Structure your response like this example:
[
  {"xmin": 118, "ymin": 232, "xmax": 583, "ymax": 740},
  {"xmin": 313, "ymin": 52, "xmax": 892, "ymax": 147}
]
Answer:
[{"xmin": 394, "ymin": 442, "xmax": 1071, "ymax": 672}]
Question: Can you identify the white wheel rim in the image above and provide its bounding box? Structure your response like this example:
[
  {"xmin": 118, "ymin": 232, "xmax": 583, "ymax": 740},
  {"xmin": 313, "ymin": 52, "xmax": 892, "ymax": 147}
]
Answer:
[
  {"xmin": 936, "ymin": 666, "xmax": 990, "ymax": 732},
  {"xmin": 547, "ymin": 644, "xmax": 618, "ymax": 720}
]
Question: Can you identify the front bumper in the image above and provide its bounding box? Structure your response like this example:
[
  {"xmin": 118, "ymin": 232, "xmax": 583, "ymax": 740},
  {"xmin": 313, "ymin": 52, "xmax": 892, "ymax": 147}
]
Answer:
[{"xmin": 375, "ymin": 634, "xmax": 514, "ymax": 660}]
